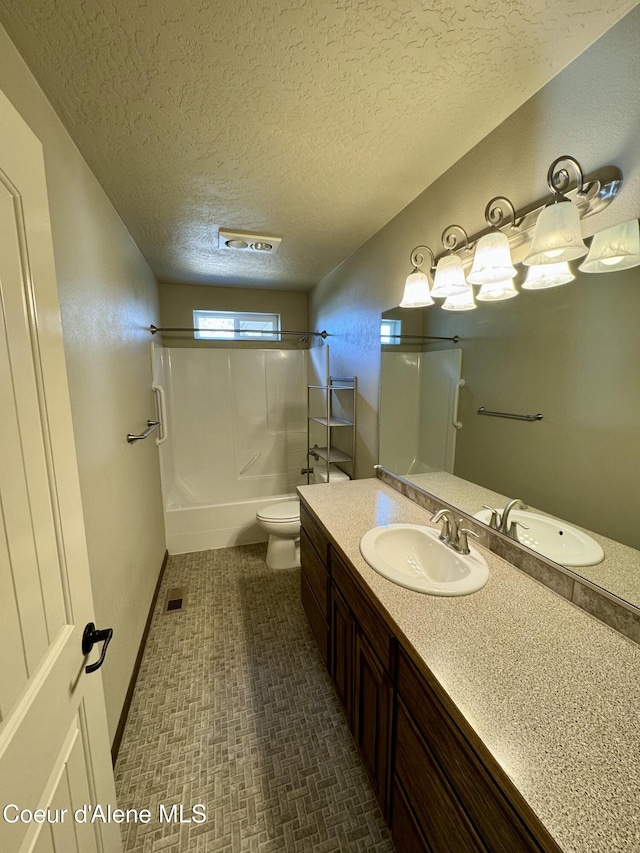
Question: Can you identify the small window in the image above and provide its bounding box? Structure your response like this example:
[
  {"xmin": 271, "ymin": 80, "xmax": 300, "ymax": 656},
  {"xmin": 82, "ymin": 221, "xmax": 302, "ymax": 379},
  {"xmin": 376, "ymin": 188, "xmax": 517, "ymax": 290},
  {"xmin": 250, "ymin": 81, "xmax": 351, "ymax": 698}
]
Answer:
[
  {"xmin": 380, "ymin": 318, "xmax": 401, "ymax": 345},
  {"xmin": 193, "ymin": 310, "xmax": 281, "ymax": 341}
]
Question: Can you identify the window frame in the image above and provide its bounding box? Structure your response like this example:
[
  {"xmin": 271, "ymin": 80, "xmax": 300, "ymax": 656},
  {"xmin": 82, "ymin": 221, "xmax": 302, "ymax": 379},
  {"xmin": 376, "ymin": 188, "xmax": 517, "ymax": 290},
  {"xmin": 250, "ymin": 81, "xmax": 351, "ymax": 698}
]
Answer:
[
  {"xmin": 380, "ymin": 318, "xmax": 402, "ymax": 345},
  {"xmin": 193, "ymin": 309, "xmax": 282, "ymax": 342}
]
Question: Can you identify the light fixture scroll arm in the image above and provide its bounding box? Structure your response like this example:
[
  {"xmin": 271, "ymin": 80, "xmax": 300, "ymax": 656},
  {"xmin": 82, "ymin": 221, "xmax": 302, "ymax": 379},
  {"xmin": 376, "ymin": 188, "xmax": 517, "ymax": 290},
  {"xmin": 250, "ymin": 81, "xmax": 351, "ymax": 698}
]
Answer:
[
  {"xmin": 410, "ymin": 245, "xmax": 436, "ymax": 272},
  {"xmin": 441, "ymin": 224, "xmax": 471, "ymax": 252},
  {"xmin": 547, "ymin": 155, "xmax": 586, "ymax": 199},
  {"xmin": 484, "ymin": 196, "xmax": 521, "ymax": 230}
]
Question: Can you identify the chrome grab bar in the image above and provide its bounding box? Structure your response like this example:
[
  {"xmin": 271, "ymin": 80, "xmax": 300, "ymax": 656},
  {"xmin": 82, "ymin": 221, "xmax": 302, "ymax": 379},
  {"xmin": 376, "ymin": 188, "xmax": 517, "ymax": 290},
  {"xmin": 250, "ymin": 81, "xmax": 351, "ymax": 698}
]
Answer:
[
  {"xmin": 477, "ymin": 407, "xmax": 543, "ymax": 422},
  {"xmin": 127, "ymin": 420, "xmax": 160, "ymax": 444},
  {"xmin": 152, "ymin": 383, "xmax": 168, "ymax": 445}
]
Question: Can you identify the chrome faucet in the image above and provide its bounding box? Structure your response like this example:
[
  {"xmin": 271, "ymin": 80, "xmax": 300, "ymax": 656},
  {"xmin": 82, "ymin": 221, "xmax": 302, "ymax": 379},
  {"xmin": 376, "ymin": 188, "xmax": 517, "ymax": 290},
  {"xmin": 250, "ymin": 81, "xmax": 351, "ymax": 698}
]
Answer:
[
  {"xmin": 431, "ymin": 509, "xmax": 458, "ymax": 545},
  {"xmin": 430, "ymin": 509, "xmax": 478, "ymax": 555},
  {"xmin": 499, "ymin": 498, "xmax": 528, "ymax": 536}
]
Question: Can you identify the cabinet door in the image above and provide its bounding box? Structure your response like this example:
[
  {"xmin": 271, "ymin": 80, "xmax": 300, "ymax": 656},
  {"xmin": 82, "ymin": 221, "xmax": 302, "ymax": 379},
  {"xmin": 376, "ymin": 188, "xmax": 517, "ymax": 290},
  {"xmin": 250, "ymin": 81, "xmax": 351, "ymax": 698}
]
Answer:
[
  {"xmin": 391, "ymin": 776, "xmax": 431, "ymax": 853},
  {"xmin": 394, "ymin": 701, "xmax": 486, "ymax": 853},
  {"xmin": 300, "ymin": 504, "xmax": 329, "ymax": 566},
  {"xmin": 330, "ymin": 583, "xmax": 354, "ymax": 728},
  {"xmin": 397, "ymin": 649, "xmax": 558, "ymax": 852},
  {"xmin": 301, "ymin": 572, "xmax": 329, "ymax": 670},
  {"xmin": 354, "ymin": 629, "xmax": 393, "ymax": 816},
  {"xmin": 301, "ymin": 529, "xmax": 329, "ymax": 618}
]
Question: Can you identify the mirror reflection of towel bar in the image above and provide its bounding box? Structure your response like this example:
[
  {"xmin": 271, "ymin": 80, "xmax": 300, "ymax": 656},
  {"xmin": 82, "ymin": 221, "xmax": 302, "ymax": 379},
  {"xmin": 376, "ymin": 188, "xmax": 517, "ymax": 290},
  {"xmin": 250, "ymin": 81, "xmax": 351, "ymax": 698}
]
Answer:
[{"xmin": 477, "ymin": 407, "xmax": 543, "ymax": 421}]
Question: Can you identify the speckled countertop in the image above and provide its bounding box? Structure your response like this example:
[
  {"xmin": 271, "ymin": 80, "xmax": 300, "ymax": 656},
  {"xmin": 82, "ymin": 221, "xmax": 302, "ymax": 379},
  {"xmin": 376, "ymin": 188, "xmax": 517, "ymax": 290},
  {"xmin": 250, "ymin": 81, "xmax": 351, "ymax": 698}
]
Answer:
[{"xmin": 297, "ymin": 478, "xmax": 640, "ymax": 853}]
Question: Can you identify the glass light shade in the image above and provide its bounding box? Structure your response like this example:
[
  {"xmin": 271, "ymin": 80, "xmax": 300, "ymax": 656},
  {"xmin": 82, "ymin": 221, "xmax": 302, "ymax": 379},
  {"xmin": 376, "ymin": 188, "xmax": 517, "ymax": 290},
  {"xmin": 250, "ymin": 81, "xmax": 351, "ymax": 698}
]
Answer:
[
  {"xmin": 522, "ymin": 262, "xmax": 575, "ymax": 290},
  {"xmin": 399, "ymin": 269, "xmax": 434, "ymax": 307},
  {"xmin": 431, "ymin": 254, "xmax": 469, "ymax": 297},
  {"xmin": 523, "ymin": 200, "xmax": 588, "ymax": 266},
  {"xmin": 578, "ymin": 219, "xmax": 640, "ymax": 273},
  {"xmin": 475, "ymin": 280, "xmax": 518, "ymax": 302},
  {"xmin": 442, "ymin": 287, "xmax": 476, "ymax": 311},
  {"xmin": 467, "ymin": 231, "xmax": 517, "ymax": 285}
]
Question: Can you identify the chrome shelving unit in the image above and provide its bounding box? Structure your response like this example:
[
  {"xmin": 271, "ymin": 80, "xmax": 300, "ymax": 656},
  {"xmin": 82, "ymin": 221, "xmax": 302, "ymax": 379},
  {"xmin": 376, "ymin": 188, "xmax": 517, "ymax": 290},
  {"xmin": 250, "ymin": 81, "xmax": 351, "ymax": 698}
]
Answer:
[{"xmin": 306, "ymin": 376, "xmax": 357, "ymax": 483}]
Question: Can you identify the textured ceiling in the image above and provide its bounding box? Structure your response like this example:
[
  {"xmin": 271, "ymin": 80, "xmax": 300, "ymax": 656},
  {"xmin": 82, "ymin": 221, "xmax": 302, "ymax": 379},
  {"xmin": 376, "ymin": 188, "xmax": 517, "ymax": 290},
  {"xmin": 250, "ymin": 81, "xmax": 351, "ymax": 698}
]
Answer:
[{"xmin": 0, "ymin": 0, "xmax": 636, "ymax": 289}]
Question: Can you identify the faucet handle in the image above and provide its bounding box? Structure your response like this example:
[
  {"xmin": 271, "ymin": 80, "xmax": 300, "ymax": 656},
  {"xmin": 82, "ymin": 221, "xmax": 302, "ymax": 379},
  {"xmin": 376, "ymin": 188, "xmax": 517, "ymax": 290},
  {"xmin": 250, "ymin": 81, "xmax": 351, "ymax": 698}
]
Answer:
[
  {"xmin": 457, "ymin": 527, "xmax": 479, "ymax": 555},
  {"xmin": 482, "ymin": 505, "xmax": 501, "ymax": 529},
  {"xmin": 508, "ymin": 520, "xmax": 530, "ymax": 542}
]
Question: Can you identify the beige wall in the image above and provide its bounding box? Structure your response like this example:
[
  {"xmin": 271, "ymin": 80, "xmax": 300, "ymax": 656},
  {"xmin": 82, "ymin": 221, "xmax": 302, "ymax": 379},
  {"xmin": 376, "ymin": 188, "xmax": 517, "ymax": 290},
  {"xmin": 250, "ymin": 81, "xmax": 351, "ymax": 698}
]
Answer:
[
  {"xmin": 0, "ymin": 26, "xmax": 166, "ymax": 742},
  {"xmin": 309, "ymin": 6, "xmax": 640, "ymax": 485},
  {"xmin": 159, "ymin": 282, "xmax": 308, "ymax": 349},
  {"xmin": 388, "ymin": 266, "xmax": 640, "ymax": 549}
]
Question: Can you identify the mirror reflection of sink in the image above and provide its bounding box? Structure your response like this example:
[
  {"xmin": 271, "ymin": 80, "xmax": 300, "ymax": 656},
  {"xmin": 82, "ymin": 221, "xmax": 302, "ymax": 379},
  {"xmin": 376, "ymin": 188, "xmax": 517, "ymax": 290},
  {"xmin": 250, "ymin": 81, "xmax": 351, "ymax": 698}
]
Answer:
[
  {"xmin": 359, "ymin": 524, "xmax": 489, "ymax": 596},
  {"xmin": 473, "ymin": 509, "xmax": 604, "ymax": 567}
]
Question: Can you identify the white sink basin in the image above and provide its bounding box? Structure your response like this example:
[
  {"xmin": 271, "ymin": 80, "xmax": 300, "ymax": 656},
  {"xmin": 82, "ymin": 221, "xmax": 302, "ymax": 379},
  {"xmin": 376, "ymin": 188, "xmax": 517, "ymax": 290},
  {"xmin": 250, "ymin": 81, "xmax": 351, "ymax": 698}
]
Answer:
[
  {"xmin": 359, "ymin": 524, "xmax": 489, "ymax": 596},
  {"xmin": 473, "ymin": 509, "xmax": 604, "ymax": 567}
]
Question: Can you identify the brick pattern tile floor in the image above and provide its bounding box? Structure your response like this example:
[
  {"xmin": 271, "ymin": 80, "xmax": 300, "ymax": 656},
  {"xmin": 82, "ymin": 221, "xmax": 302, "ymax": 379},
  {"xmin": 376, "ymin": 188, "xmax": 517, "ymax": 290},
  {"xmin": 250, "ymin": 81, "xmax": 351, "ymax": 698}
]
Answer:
[{"xmin": 115, "ymin": 544, "xmax": 394, "ymax": 852}]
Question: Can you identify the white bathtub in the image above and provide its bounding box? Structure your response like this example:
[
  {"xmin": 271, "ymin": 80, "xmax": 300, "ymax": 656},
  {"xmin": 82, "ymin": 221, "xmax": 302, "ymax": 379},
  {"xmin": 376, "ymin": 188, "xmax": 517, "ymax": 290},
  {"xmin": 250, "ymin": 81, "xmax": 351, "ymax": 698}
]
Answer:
[{"xmin": 164, "ymin": 492, "xmax": 298, "ymax": 554}]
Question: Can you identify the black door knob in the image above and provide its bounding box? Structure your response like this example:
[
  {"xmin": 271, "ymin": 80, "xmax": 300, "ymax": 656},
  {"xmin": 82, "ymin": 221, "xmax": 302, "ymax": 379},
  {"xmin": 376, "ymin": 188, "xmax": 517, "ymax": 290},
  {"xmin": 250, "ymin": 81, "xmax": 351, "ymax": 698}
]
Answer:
[{"xmin": 82, "ymin": 622, "xmax": 113, "ymax": 674}]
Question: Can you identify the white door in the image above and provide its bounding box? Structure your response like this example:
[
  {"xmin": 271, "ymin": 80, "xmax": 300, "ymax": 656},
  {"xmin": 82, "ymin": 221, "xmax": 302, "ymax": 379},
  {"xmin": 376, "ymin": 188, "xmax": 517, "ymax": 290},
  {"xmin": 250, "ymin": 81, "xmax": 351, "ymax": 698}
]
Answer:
[{"xmin": 0, "ymin": 91, "xmax": 123, "ymax": 853}]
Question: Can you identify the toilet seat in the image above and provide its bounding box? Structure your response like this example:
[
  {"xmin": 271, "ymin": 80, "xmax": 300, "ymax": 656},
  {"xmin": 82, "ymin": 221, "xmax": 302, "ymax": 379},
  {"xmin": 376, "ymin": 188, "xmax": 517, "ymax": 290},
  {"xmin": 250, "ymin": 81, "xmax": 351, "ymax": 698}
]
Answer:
[{"xmin": 256, "ymin": 500, "xmax": 300, "ymax": 524}]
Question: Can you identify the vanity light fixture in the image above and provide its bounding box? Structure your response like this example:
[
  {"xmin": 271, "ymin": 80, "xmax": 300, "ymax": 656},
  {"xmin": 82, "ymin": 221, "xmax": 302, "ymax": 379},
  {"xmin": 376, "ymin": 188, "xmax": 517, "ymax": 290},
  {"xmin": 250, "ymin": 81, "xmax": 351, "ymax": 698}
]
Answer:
[
  {"xmin": 431, "ymin": 254, "xmax": 469, "ymax": 297},
  {"xmin": 476, "ymin": 280, "xmax": 519, "ymax": 301},
  {"xmin": 522, "ymin": 261, "xmax": 575, "ymax": 290},
  {"xmin": 401, "ymin": 155, "xmax": 623, "ymax": 311},
  {"xmin": 578, "ymin": 218, "xmax": 640, "ymax": 273},
  {"xmin": 431, "ymin": 226, "xmax": 473, "ymax": 298},
  {"xmin": 442, "ymin": 287, "xmax": 477, "ymax": 311},
  {"xmin": 399, "ymin": 246, "xmax": 435, "ymax": 307},
  {"xmin": 523, "ymin": 156, "xmax": 589, "ymax": 266},
  {"xmin": 467, "ymin": 198, "xmax": 518, "ymax": 285}
]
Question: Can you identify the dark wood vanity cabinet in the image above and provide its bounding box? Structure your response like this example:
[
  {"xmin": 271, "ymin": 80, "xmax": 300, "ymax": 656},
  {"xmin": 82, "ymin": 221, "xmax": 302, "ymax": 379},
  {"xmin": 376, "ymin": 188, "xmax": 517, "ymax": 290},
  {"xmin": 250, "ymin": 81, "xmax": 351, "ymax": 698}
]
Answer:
[
  {"xmin": 302, "ymin": 506, "xmax": 394, "ymax": 816},
  {"xmin": 394, "ymin": 699, "xmax": 484, "ymax": 852},
  {"xmin": 330, "ymin": 583, "xmax": 394, "ymax": 813},
  {"xmin": 353, "ymin": 628, "xmax": 393, "ymax": 814},
  {"xmin": 331, "ymin": 547, "xmax": 396, "ymax": 816},
  {"xmin": 393, "ymin": 649, "xmax": 562, "ymax": 852},
  {"xmin": 329, "ymin": 583, "xmax": 354, "ymax": 726},
  {"xmin": 300, "ymin": 505, "xmax": 330, "ymax": 670},
  {"xmin": 299, "ymin": 501, "xmax": 561, "ymax": 853}
]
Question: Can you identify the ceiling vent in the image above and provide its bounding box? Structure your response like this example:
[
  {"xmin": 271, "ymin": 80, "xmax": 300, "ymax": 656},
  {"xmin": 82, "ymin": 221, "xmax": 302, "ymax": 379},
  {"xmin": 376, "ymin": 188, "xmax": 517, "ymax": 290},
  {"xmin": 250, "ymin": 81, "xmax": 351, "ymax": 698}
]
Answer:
[{"xmin": 218, "ymin": 228, "xmax": 282, "ymax": 254}]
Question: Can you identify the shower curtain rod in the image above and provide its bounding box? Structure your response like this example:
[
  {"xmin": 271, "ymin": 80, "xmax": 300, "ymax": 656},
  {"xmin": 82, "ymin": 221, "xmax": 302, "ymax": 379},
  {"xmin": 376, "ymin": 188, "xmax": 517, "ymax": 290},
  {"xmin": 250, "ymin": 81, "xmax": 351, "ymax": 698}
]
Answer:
[
  {"xmin": 385, "ymin": 333, "xmax": 460, "ymax": 342},
  {"xmin": 149, "ymin": 325, "xmax": 329, "ymax": 339}
]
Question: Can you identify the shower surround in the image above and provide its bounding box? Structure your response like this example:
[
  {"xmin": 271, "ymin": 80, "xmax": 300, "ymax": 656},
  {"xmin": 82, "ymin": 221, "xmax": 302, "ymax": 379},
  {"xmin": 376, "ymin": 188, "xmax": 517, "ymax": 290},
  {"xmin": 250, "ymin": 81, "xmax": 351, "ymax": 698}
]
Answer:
[{"xmin": 154, "ymin": 345, "xmax": 308, "ymax": 553}]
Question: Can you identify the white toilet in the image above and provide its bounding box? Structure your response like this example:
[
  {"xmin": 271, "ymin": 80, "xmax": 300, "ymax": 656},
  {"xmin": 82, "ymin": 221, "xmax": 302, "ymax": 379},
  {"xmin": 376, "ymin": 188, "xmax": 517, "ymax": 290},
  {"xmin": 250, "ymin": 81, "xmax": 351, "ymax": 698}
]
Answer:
[{"xmin": 256, "ymin": 465, "xmax": 350, "ymax": 569}]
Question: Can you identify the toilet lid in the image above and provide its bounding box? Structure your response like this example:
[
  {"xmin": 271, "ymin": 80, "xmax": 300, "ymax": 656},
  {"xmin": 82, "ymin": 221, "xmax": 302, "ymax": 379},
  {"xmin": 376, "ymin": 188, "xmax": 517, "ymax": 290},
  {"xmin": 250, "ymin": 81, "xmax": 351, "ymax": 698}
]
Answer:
[{"xmin": 257, "ymin": 500, "xmax": 300, "ymax": 522}]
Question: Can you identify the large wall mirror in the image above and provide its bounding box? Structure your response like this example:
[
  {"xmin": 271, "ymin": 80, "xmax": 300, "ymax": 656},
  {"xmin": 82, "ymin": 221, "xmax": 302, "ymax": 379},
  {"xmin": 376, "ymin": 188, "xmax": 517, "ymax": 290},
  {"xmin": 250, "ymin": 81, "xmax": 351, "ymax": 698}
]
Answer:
[{"xmin": 379, "ymin": 240, "xmax": 640, "ymax": 610}]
